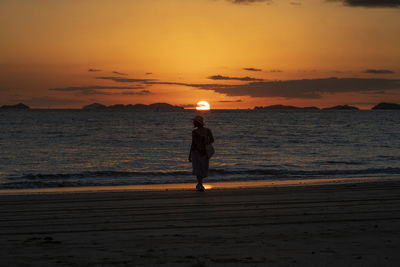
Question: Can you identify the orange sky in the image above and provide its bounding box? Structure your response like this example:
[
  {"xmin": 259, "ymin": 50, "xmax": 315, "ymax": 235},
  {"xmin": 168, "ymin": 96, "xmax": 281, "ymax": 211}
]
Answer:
[{"xmin": 1, "ymin": 0, "xmax": 400, "ymax": 109}]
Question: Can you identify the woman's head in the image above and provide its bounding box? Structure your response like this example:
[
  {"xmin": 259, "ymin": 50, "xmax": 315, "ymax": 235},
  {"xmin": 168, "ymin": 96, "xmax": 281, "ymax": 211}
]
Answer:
[{"xmin": 192, "ymin": 115, "xmax": 204, "ymax": 128}]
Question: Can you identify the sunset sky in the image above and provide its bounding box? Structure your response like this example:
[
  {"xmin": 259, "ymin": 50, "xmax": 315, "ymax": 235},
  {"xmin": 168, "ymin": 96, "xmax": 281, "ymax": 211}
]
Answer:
[{"xmin": 1, "ymin": 0, "xmax": 400, "ymax": 109}]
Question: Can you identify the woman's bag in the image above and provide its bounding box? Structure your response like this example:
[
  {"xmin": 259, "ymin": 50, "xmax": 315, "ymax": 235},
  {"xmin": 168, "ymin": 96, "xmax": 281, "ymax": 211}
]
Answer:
[
  {"xmin": 206, "ymin": 143, "xmax": 215, "ymax": 159},
  {"xmin": 197, "ymin": 128, "xmax": 215, "ymax": 159}
]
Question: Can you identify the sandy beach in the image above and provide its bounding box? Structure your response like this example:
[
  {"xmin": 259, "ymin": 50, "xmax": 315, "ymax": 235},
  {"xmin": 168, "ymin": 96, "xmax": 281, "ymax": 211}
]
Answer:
[{"xmin": 1, "ymin": 178, "xmax": 400, "ymax": 266}]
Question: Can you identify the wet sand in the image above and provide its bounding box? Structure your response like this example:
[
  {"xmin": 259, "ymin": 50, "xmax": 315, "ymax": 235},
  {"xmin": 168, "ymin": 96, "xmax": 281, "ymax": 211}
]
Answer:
[{"xmin": 1, "ymin": 179, "xmax": 400, "ymax": 266}]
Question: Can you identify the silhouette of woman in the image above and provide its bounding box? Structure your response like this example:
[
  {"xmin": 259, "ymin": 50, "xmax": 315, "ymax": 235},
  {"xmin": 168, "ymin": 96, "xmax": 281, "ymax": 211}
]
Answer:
[{"xmin": 188, "ymin": 115, "xmax": 214, "ymax": 192}]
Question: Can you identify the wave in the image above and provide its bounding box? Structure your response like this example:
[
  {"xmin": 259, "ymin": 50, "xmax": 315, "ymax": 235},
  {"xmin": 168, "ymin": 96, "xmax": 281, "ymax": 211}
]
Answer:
[
  {"xmin": 1, "ymin": 167, "xmax": 400, "ymax": 189},
  {"xmin": 6, "ymin": 167, "xmax": 400, "ymax": 180},
  {"xmin": 7, "ymin": 170, "xmax": 191, "ymax": 180}
]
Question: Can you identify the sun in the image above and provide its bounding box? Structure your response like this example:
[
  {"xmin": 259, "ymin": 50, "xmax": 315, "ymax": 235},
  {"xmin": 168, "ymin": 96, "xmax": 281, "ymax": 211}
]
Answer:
[{"xmin": 196, "ymin": 101, "xmax": 210, "ymax": 111}]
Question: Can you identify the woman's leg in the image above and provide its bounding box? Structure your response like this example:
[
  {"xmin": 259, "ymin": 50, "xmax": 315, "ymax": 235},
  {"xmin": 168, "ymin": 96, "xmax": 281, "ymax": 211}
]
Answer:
[{"xmin": 196, "ymin": 176, "xmax": 205, "ymax": 191}]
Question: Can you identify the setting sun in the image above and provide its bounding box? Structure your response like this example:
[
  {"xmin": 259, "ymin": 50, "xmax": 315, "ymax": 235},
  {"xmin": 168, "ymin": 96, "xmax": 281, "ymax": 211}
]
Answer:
[{"xmin": 196, "ymin": 101, "xmax": 210, "ymax": 111}]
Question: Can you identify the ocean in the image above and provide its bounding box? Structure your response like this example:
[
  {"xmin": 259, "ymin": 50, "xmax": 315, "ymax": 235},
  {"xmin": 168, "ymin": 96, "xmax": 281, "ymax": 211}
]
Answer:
[{"xmin": 1, "ymin": 109, "xmax": 399, "ymax": 189}]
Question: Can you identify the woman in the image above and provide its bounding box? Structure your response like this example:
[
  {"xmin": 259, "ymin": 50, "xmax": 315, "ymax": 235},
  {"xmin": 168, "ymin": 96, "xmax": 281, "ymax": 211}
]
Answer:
[{"xmin": 188, "ymin": 115, "xmax": 214, "ymax": 192}]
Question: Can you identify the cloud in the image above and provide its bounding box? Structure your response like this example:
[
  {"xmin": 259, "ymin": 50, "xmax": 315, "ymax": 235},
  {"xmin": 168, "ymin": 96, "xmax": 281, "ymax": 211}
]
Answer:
[
  {"xmin": 121, "ymin": 90, "xmax": 151, "ymax": 95},
  {"xmin": 243, "ymin": 68, "xmax": 283, "ymax": 72},
  {"xmin": 145, "ymin": 72, "xmax": 153, "ymax": 75},
  {"xmin": 69, "ymin": 89, "xmax": 151, "ymax": 96},
  {"xmin": 85, "ymin": 90, "xmax": 151, "ymax": 96},
  {"xmin": 208, "ymin": 75, "xmax": 264, "ymax": 81},
  {"xmin": 88, "ymin": 69, "xmax": 101, "ymax": 72},
  {"xmin": 78, "ymin": 90, "xmax": 115, "ymax": 96},
  {"xmin": 243, "ymin": 68, "xmax": 262, "ymax": 72},
  {"xmin": 219, "ymin": 99, "xmax": 242, "ymax": 102},
  {"xmin": 209, "ymin": 78, "xmax": 400, "ymax": 98},
  {"xmin": 363, "ymin": 69, "xmax": 395, "ymax": 74},
  {"xmin": 96, "ymin": 76, "xmax": 154, "ymax": 83},
  {"xmin": 327, "ymin": 0, "xmax": 400, "ymax": 8},
  {"xmin": 290, "ymin": 1, "xmax": 302, "ymax": 5},
  {"xmin": 227, "ymin": 0, "xmax": 271, "ymax": 4},
  {"xmin": 112, "ymin": 71, "xmax": 127, "ymax": 76},
  {"xmin": 71, "ymin": 90, "xmax": 151, "ymax": 96},
  {"xmin": 49, "ymin": 85, "xmax": 144, "ymax": 91},
  {"xmin": 49, "ymin": 85, "xmax": 147, "ymax": 96},
  {"xmin": 149, "ymin": 77, "xmax": 400, "ymax": 99}
]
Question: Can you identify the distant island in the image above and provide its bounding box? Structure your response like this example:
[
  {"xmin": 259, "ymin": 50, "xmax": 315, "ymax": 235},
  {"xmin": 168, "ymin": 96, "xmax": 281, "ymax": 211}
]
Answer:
[
  {"xmin": 82, "ymin": 102, "xmax": 184, "ymax": 111},
  {"xmin": 0, "ymin": 103, "xmax": 30, "ymax": 110},
  {"xmin": 254, "ymin": 103, "xmax": 400, "ymax": 110},
  {"xmin": 1, "ymin": 102, "xmax": 399, "ymax": 111},
  {"xmin": 254, "ymin": 105, "xmax": 319, "ymax": 111},
  {"xmin": 254, "ymin": 104, "xmax": 359, "ymax": 110},
  {"xmin": 322, "ymin": 105, "xmax": 359, "ymax": 111},
  {"xmin": 372, "ymin": 102, "xmax": 400, "ymax": 110}
]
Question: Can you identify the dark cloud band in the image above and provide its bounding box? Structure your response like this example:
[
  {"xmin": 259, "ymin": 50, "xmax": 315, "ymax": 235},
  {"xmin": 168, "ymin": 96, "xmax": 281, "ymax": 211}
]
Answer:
[
  {"xmin": 49, "ymin": 86, "xmax": 144, "ymax": 91},
  {"xmin": 149, "ymin": 77, "xmax": 400, "ymax": 99},
  {"xmin": 96, "ymin": 76, "xmax": 154, "ymax": 83},
  {"xmin": 328, "ymin": 0, "xmax": 400, "ymax": 7},
  {"xmin": 49, "ymin": 85, "xmax": 148, "ymax": 96},
  {"xmin": 363, "ymin": 69, "xmax": 395, "ymax": 74},
  {"xmin": 121, "ymin": 90, "xmax": 151, "ymax": 95},
  {"xmin": 243, "ymin": 68, "xmax": 262, "ymax": 72},
  {"xmin": 112, "ymin": 71, "xmax": 127, "ymax": 76},
  {"xmin": 227, "ymin": 0, "xmax": 271, "ymax": 4},
  {"xmin": 81, "ymin": 89, "xmax": 151, "ymax": 96},
  {"xmin": 208, "ymin": 75, "xmax": 264, "ymax": 81},
  {"xmin": 219, "ymin": 100, "xmax": 242, "ymax": 102}
]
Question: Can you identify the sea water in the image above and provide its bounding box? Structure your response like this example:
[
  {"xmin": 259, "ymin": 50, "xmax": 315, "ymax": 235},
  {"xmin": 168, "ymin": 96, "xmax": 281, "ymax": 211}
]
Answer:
[{"xmin": 0, "ymin": 109, "xmax": 399, "ymax": 189}]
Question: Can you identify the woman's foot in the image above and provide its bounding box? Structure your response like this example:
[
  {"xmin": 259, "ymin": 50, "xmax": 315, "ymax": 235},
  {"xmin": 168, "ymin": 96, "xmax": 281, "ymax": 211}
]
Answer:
[{"xmin": 196, "ymin": 183, "xmax": 205, "ymax": 192}]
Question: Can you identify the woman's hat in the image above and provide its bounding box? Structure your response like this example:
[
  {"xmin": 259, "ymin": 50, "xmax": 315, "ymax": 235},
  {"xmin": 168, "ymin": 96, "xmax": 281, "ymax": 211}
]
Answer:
[{"xmin": 192, "ymin": 115, "xmax": 204, "ymax": 125}]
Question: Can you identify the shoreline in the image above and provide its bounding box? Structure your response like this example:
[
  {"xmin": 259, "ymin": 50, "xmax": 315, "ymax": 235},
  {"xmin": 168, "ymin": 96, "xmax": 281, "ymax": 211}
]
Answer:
[{"xmin": 1, "ymin": 175, "xmax": 399, "ymax": 195}]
